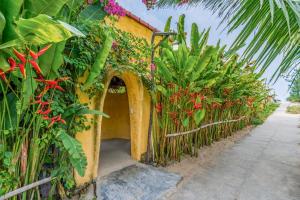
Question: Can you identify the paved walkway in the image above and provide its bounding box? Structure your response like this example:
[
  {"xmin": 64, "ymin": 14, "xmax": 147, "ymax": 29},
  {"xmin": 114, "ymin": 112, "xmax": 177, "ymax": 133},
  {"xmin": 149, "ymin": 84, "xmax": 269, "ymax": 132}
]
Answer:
[{"xmin": 169, "ymin": 104, "xmax": 300, "ymax": 200}]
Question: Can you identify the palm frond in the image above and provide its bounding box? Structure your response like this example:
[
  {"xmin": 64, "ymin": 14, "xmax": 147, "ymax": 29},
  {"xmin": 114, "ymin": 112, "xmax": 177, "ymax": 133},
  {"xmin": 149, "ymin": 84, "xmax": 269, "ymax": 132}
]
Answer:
[{"xmin": 157, "ymin": 0, "xmax": 300, "ymax": 80}]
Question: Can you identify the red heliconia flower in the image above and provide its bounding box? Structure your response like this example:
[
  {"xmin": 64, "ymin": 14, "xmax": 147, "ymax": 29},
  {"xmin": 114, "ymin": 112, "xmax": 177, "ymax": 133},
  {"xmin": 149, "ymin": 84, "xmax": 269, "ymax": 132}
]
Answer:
[
  {"xmin": 199, "ymin": 95, "xmax": 205, "ymax": 101},
  {"xmin": 186, "ymin": 110, "xmax": 193, "ymax": 117},
  {"xmin": 43, "ymin": 115, "xmax": 50, "ymax": 120},
  {"xmin": 0, "ymin": 69, "xmax": 7, "ymax": 81},
  {"xmin": 193, "ymin": 102, "xmax": 202, "ymax": 110},
  {"xmin": 189, "ymin": 93, "xmax": 197, "ymax": 98},
  {"xmin": 35, "ymin": 78, "xmax": 58, "ymax": 85},
  {"xmin": 29, "ymin": 45, "xmax": 52, "ymax": 60},
  {"xmin": 155, "ymin": 103, "xmax": 162, "ymax": 113},
  {"xmin": 7, "ymin": 57, "xmax": 16, "ymax": 72},
  {"xmin": 37, "ymin": 107, "xmax": 51, "ymax": 115},
  {"xmin": 29, "ymin": 60, "xmax": 43, "ymax": 76},
  {"xmin": 13, "ymin": 49, "xmax": 26, "ymax": 63},
  {"xmin": 32, "ymin": 99, "xmax": 51, "ymax": 106},
  {"xmin": 53, "ymin": 85, "xmax": 65, "ymax": 92},
  {"xmin": 18, "ymin": 63, "xmax": 26, "ymax": 78},
  {"xmin": 48, "ymin": 115, "xmax": 66, "ymax": 127}
]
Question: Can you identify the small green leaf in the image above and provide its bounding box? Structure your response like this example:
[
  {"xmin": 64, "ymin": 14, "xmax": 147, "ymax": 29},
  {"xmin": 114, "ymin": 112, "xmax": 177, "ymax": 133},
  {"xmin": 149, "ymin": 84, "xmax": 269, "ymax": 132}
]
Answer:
[
  {"xmin": 194, "ymin": 109, "xmax": 206, "ymax": 125},
  {"xmin": 182, "ymin": 117, "xmax": 189, "ymax": 127}
]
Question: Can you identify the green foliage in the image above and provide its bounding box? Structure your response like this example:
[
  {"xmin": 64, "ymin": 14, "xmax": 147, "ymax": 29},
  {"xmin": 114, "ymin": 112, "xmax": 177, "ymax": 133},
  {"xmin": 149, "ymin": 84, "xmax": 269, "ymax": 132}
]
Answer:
[
  {"xmin": 286, "ymin": 105, "xmax": 300, "ymax": 114},
  {"xmin": 251, "ymin": 102, "xmax": 279, "ymax": 125},
  {"xmin": 152, "ymin": 15, "xmax": 274, "ymax": 164},
  {"xmin": 287, "ymin": 69, "xmax": 300, "ymax": 102},
  {"xmin": 157, "ymin": 0, "xmax": 300, "ymax": 80},
  {"xmin": 84, "ymin": 34, "xmax": 113, "ymax": 89},
  {"xmin": 56, "ymin": 129, "xmax": 87, "ymax": 177},
  {"xmin": 0, "ymin": 1, "xmax": 109, "ymax": 197}
]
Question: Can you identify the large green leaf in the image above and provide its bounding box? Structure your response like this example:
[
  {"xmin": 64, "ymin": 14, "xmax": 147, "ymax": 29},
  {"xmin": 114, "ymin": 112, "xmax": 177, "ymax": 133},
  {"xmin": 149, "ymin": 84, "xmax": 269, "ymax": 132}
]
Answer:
[
  {"xmin": 79, "ymin": 4, "xmax": 107, "ymax": 21},
  {"xmin": 0, "ymin": 14, "xmax": 83, "ymax": 49},
  {"xmin": 0, "ymin": 11, "xmax": 5, "ymax": 42},
  {"xmin": 24, "ymin": 0, "xmax": 70, "ymax": 17},
  {"xmin": 22, "ymin": 67, "xmax": 37, "ymax": 111},
  {"xmin": 84, "ymin": 35, "xmax": 113, "ymax": 89},
  {"xmin": 0, "ymin": 0, "xmax": 23, "ymax": 42},
  {"xmin": 194, "ymin": 109, "xmax": 206, "ymax": 126},
  {"xmin": 57, "ymin": 129, "xmax": 87, "ymax": 177},
  {"xmin": 38, "ymin": 41, "xmax": 66, "ymax": 78},
  {"xmin": 190, "ymin": 23, "xmax": 200, "ymax": 54}
]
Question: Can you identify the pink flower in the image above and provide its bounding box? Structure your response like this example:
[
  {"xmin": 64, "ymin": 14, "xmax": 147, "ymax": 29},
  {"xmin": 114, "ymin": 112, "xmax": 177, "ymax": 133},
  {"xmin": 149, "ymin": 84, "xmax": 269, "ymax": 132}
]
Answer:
[
  {"xmin": 150, "ymin": 63, "xmax": 156, "ymax": 71},
  {"xmin": 103, "ymin": 0, "xmax": 126, "ymax": 17}
]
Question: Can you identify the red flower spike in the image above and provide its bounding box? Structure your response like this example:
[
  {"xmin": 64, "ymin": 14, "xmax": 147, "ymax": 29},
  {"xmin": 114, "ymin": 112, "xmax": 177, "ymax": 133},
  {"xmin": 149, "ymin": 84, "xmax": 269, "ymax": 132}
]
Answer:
[
  {"xmin": 186, "ymin": 110, "xmax": 193, "ymax": 117},
  {"xmin": 37, "ymin": 108, "xmax": 51, "ymax": 115},
  {"xmin": 54, "ymin": 85, "xmax": 64, "ymax": 91},
  {"xmin": 155, "ymin": 103, "xmax": 162, "ymax": 113},
  {"xmin": 13, "ymin": 49, "xmax": 26, "ymax": 63},
  {"xmin": 42, "ymin": 116, "xmax": 50, "ymax": 120},
  {"xmin": 193, "ymin": 103, "xmax": 202, "ymax": 110},
  {"xmin": 18, "ymin": 63, "xmax": 26, "ymax": 78},
  {"xmin": 37, "ymin": 45, "xmax": 52, "ymax": 57},
  {"xmin": 0, "ymin": 69, "xmax": 7, "ymax": 81},
  {"xmin": 29, "ymin": 60, "xmax": 43, "ymax": 76},
  {"xmin": 29, "ymin": 50, "xmax": 38, "ymax": 60},
  {"xmin": 7, "ymin": 57, "xmax": 16, "ymax": 72}
]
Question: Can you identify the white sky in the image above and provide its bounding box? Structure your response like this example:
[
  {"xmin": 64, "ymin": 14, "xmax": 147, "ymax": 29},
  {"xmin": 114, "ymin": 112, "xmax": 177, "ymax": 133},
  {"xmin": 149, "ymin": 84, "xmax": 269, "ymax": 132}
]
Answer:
[{"xmin": 119, "ymin": 1, "xmax": 289, "ymax": 100}]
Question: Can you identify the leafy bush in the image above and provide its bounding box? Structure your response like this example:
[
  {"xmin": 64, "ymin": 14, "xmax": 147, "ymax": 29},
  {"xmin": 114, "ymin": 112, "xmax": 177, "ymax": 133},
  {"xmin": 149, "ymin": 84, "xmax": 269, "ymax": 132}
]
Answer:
[{"xmin": 286, "ymin": 105, "xmax": 300, "ymax": 114}]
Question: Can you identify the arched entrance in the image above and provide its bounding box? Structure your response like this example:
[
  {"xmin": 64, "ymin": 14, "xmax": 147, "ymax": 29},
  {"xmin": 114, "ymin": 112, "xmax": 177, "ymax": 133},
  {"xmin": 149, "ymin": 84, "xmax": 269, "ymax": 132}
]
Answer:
[
  {"xmin": 75, "ymin": 69, "xmax": 151, "ymax": 185},
  {"xmin": 99, "ymin": 76, "xmax": 133, "ymax": 176}
]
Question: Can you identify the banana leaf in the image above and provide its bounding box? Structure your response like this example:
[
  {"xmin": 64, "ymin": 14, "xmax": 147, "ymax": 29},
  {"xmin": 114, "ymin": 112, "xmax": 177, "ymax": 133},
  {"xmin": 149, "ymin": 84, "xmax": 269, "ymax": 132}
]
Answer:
[
  {"xmin": 0, "ymin": 0, "xmax": 23, "ymax": 42},
  {"xmin": 84, "ymin": 35, "xmax": 113, "ymax": 89},
  {"xmin": 0, "ymin": 14, "xmax": 83, "ymax": 49}
]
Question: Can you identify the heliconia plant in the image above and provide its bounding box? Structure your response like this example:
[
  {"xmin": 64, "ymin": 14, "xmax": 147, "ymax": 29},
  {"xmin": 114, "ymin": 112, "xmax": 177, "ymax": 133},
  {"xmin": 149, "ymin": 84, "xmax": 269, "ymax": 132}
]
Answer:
[
  {"xmin": 0, "ymin": 0, "xmax": 112, "ymax": 198},
  {"xmin": 151, "ymin": 15, "xmax": 275, "ymax": 165}
]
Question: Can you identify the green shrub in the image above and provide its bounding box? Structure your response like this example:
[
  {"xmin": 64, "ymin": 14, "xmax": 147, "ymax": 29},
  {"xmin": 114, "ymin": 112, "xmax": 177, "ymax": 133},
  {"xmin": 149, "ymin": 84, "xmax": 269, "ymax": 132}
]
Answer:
[{"xmin": 286, "ymin": 105, "xmax": 300, "ymax": 114}]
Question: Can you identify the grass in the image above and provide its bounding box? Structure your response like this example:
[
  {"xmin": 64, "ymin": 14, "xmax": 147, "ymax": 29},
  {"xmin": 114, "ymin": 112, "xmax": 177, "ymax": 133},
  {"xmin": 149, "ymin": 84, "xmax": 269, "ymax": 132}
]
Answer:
[{"xmin": 286, "ymin": 105, "xmax": 300, "ymax": 114}]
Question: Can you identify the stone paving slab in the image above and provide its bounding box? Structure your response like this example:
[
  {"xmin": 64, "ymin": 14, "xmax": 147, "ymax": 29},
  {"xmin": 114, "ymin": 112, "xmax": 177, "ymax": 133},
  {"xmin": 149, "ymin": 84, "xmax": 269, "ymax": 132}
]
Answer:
[{"xmin": 96, "ymin": 164, "xmax": 182, "ymax": 200}]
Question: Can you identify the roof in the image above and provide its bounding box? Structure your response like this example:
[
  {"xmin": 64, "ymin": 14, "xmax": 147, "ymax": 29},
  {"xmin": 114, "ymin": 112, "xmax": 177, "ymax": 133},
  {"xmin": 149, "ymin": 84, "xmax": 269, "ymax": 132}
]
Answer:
[{"xmin": 125, "ymin": 9, "xmax": 160, "ymax": 32}]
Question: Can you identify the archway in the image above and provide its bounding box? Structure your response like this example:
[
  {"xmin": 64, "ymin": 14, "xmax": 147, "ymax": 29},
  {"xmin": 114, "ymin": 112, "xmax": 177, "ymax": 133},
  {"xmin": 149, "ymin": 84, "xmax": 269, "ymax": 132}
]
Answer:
[
  {"xmin": 88, "ymin": 69, "xmax": 151, "ymax": 180},
  {"xmin": 98, "ymin": 76, "xmax": 135, "ymax": 176},
  {"xmin": 74, "ymin": 69, "xmax": 151, "ymax": 185}
]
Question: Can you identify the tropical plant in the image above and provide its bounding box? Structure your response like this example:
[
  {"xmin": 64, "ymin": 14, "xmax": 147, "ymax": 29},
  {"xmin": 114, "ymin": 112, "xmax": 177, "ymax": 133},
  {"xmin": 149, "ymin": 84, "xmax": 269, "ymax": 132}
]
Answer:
[
  {"xmin": 0, "ymin": 0, "xmax": 114, "ymax": 198},
  {"xmin": 156, "ymin": 0, "xmax": 300, "ymax": 80},
  {"xmin": 151, "ymin": 15, "xmax": 275, "ymax": 164},
  {"xmin": 287, "ymin": 69, "xmax": 300, "ymax": 102}
]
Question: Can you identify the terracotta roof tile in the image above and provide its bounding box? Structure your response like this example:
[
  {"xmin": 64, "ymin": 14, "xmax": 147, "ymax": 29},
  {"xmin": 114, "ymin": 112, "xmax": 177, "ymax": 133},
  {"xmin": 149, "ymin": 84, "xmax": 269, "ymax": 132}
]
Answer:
[{"xmin": 124, "ymin": 9, "xmax": 160, "ymax": 32}]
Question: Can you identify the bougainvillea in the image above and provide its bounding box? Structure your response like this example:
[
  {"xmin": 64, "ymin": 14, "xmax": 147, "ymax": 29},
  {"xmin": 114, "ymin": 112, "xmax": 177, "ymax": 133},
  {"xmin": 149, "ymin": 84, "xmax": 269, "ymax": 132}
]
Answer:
[{"xmin": 101, "ymin": 0, "xmax": 126, "ymax": 16}]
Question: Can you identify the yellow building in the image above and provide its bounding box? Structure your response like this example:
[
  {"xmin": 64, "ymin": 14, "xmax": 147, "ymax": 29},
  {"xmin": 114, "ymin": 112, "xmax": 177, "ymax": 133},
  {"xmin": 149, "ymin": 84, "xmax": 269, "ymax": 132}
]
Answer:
[{"xmin": 75, "ymin": 10, "xmax": 160, "ymax": 185}]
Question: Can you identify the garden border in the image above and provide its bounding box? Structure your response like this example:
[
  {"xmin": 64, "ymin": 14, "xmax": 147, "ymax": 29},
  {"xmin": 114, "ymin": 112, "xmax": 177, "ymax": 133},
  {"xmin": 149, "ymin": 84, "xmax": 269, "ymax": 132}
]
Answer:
[{"xmin": 166, "ymin": 116, "xmax": 247, "ymax": 138}]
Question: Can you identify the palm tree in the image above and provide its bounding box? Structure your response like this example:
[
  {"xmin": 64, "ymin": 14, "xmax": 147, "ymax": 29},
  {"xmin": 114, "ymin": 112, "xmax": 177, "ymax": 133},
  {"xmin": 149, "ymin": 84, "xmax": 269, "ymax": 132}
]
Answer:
[{"xmin": 156, "ymin": 0, "xmax": 300, "ymax": 80}]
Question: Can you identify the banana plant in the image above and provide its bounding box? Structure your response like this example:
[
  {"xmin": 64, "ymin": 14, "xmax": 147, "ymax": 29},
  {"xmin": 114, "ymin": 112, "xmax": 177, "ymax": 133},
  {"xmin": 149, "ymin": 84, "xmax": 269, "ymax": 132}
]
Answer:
[{"xmin": 152, "ymin": 15, "xmax": 274, "ymax": 164}]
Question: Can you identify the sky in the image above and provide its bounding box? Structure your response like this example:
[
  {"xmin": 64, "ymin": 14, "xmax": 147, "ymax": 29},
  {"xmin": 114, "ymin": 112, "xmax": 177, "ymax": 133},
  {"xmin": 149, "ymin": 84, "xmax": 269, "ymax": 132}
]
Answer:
[{"xmin": 119, "ymin": 1, "xmax": 290, "ymax": 101}]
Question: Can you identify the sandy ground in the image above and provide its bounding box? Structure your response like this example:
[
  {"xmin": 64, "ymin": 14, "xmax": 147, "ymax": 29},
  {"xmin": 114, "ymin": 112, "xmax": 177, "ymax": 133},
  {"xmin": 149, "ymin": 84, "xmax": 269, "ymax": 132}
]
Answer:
[{"xmin": 165, "ymin": 126, "xmax": 253, "ymax": 187}]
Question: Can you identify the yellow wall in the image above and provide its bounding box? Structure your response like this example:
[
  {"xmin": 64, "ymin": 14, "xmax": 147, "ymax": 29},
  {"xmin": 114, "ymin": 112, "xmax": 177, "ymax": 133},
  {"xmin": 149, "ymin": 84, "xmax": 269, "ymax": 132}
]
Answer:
[
  {"xmin": 75, "ymin": 14, "xmax": 156, "ymax": 185},
  {"xmin": 101, "ymin": 92, "xmax": 130, "ymax": 140}
]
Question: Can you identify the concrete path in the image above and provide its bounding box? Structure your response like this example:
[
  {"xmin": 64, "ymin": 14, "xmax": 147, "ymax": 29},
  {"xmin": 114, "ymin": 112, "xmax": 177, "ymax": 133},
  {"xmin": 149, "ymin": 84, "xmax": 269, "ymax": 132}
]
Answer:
[{"xmin": 169, "ymin": 104, "xmax": 300, "ymax": 200}]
